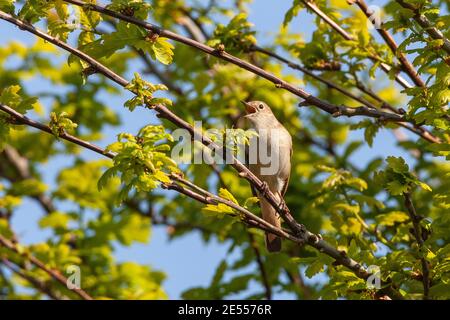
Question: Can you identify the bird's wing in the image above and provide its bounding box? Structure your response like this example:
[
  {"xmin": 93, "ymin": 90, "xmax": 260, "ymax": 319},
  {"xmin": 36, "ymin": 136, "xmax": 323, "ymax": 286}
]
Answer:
[
  {"xmin": 280, "ymin": 174, "xmax": 290, "ymax": 197},
  {"xmin": 280, "ymin": 145, "xmax": 292, "ymax": 197}
]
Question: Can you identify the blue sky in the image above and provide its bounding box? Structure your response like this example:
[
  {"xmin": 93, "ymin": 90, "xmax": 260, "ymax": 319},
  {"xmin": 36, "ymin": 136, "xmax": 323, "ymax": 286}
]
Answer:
[{"xmin": 0, "ymin": 0, "xmax": 416, "ymax": 299}]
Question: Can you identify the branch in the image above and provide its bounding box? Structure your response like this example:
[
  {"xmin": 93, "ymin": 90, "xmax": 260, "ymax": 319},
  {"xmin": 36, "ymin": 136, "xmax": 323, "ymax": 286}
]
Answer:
[
  {"xmin": 0, "ymin": 102, "xmax": 299, "ymax": 243},
  {"xmin": 60, "ymin": 4, "xmax": 444, "ymax": 146},
  {"xmin": 0, "ymin": 13, "xmax": 405, "ymax": 296},
  {"xmin": 0, "ymin": 11, "xmax": 305, "ymax": 235},
  {"xmin": 252, "ymin": 47, "xmax": 442, "ymax": 144},
  {"xmin": 351, "ymin": 0, "xmax": 425, "ymax": 87},
  {"xmin": 1, "ymin": 258, "xmax": 64, "ymax": 300},
  {"xmin": 176, "ymin": 10, "xmax": 207, "ymax": 43},
  {"xmin": 301, "ymin": 0, "xmax": 413, "ymax": 89},
  {"xmin": 61, "ymin": 0, "xmax": 404, "ymax": 122},
  {"xmin": 284, "ymin": 268, "xmax": 312, "ymax": 299},
  {"xmin": 0, "ymin": 104, "xmax": 115, "ymax": 158},
  {"xmin": 395, "ymin": 0, "xmax": 450, "ymax": 57},
  {"xmin": 173, "ymin": 10, "xmax": 442, "ymax": 145},
  {"xmin": 0, "ymin": 234, "xmax": 93, "ymax": 300},
  {"xmin": 403, "ymin": 192, "xmax": 431, "ymax": 300},
  {"xmin": 247, "ymin": 232, "xmax": 272, "ymax": 300},
  {"xmin": 0, "ymin": 104, "xmax": 383, "ymax": 288},
  {"xmin": 136, "ymin": 49, "xmax": 184, "ymax": 95},
  {"xmin": 168, "ymin": 173, "xmax": 302, "ymax": 243},
  {"xmin": 251, "ymin": 45, "xmax": 379, "ymax": 110}
]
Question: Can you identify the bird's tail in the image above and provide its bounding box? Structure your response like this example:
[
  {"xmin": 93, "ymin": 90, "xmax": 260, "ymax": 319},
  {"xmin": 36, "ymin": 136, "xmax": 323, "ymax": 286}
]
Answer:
[{"xmin": 260, "ymin": 197, "xmax": 282, "ymax": 252}]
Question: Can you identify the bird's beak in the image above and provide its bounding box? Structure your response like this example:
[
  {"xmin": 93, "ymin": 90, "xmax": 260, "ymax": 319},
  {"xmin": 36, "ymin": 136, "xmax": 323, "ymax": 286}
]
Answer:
[{"xmin": 241, "ymin": 100, "xmax": 257, "ymax": 115}]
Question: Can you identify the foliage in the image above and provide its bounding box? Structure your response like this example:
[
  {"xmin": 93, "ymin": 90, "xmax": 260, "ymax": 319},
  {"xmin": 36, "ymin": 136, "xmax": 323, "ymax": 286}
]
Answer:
[
  {"xmin": 98, "ymin": 125, "xmax": 179, "ymax": 203},
  {"xmin": 0, "ymin": 0, "xmax": 449, "ymax": 301}
]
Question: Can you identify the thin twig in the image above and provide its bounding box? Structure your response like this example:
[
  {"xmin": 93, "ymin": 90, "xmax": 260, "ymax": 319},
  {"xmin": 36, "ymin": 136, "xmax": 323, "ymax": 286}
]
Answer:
[
  {"xmin": 403, "ymin": 192, "xmax": 431, "ymax": 300},
  {"xmin": 301, "ymin": 0, "xmax": 413, "ymax": 89},
  {"xmin": 0, "ymin": 11, "xmax": 303, "ymax": 234},
  {"xmin": 396, "ymin": 0, "xmax": 450, "ymax": 57},
  {"xmin": 252, "ymin": 45, "xmax": 378, "ymax": 110},
  {"xmin": 247, "ymin": 232, "xmax": 272, "ymax": 300},
  {"xmin": 0, "ymin": 234, "xmax": 93, "ymax": 300},
  {"xmin": 1, "ymin": 258, "xmax": 64, "ymax": 300},
  {"xmin": 60, "ymin": 1, "xmax": 404, "ymax": 122},
  {"xmin": 0, "ymin": 104, "xmax": 381, "ymax": 287},
  {"xmin": 284, "ymin": 268, "xmax": 312, "ymax": 299}
]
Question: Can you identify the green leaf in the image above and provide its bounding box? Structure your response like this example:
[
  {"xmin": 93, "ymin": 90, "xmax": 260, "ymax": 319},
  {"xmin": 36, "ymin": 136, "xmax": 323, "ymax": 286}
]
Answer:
[
  {"xmin": 0, "ymin": 85, "xmax": 37, "ymax": 114},
  {"xmin": 39, "ymin": 211, "xmax": 71, "ymax": 230},
  {"xmin": 151, "ymin": 37, "xmax": 174, "ymax": 65},
  {"xmin": 0, "ymin": 0, "xmax": 15, "ymax": 13},
  {"xmin": 376, "ymin": 211, "xmax": 410, "ymax": 226},
  {"xmin": 386, "ymin": 180, "xmax": 409, "ymax": 195},
  {"xmin": 49, "ymin": 111, "xmax": 78, "ymax": 138},
  {"xmin": 283, "ymin": 0, "xmax": 303, "ymax": 27},
  {"xmin": 305, "ymin": 259, "xmax": 325, "ymax": 278},
  {"xmin": 124, "ymin": 72, "xmax": 170, "ymax": 111},
  {"xmin": 386, "ymin": 156, "xmax": 409, "ymax": 173},
  {"xmin": 218, "ymin": 188, "xmax": 238, "ymax": 204}
]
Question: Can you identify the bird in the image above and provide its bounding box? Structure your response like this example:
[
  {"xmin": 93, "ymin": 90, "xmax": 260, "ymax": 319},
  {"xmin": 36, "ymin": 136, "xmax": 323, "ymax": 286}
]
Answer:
[{"xmin": 241, "ymin": 100, "xmax": 292, "ymax": 252}]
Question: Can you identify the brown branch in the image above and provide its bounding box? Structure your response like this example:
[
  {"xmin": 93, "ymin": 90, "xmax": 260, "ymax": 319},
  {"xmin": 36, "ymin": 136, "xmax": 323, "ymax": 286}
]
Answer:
[
  {"xmin": 0, "ymin": 104, "xmax": 383, "ymax": 289},
  {"xmin": 0, "ymin": 234, "xmax": 93, "ymax": 300},
  {"xmin": 176, "ymin": 11, "xmax": 207, "ymax": 43},
  {"xmin": 350, "ymin": 76, "xmax": 442, "ymax": 144},
  {"xmin": 0, "ymin": 104, "xmax": 115, "ymax": 159},
  {"xmin": 247, "ymin": 232, "xmax": 272, "ymax": 300},
  {"xmin": 403, "ymin": 192, "xmax": 431, "ymax": 300},
  {"xmin": 352, "ymin": 0, "xmax": 425, "ymax": 87},
  {"xmin": 0, "ymin": 11, "xmax": 304, "ymax": 233},
  {"xmin": 300, "ymin": 0, "xmax": 413, "ymax": 89},
  {"xmin": 60, "ymin": 0, "xmax": 404, "ymax": 122},
  {"xmin": 173, "ymin": 10, "xmax": 441, "ymax": 145},
  {"xmin": 168, "ymin": 173, "xmax": 302, "ymax": 243},
  {"xmin": 0, "ymin": 14, "xmax": 406, "ymax": 297},
  {"xmin": 0, "ymin": 102, "xmax": 299, "ymax": 243},
  {"xmin": 136, "ymin": 49, "xmax": 184, "ymax": 95},
  {"xmin": 1, "ymin": 258, "xmax": 64, "ymax": 300},
  {"xmin": 396, "ymin": 0, "xmax": 450, "ymax": 57},
  {"xmin": 284, "ymin": 268, "xmax": 312, "ymax": 299},
  {"xmin": 303, "ymin": 0, "xmax": 352, "ymax": 40},
  {"xmin": 101, "ymin": 20, "xmax": 185, "ymax": 95},
  {"xmin": 252, "ymin": 45, "xmax": 379, "ymax": 110},
  {"xmin": 254, "ymin": 45, "xmax": 443, "ymax": 145}
]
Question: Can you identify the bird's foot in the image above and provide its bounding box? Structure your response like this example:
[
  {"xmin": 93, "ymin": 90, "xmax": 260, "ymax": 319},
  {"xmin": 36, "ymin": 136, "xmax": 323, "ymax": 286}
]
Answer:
[{"xmin": 260, "ymin": 181, "xmax": 270, "ymax": 196}]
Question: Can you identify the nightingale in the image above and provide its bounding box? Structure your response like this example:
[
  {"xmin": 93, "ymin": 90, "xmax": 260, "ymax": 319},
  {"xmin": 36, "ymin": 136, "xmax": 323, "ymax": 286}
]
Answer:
[{"xmin": 241, "ymin": 100, "xmax": 292, "ymax": 252}]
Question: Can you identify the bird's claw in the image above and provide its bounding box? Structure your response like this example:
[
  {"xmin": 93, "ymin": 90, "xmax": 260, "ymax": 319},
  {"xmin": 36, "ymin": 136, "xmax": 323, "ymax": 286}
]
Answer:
[{"xmin": 260, "ymin": 181, "xmax": 270, "ymax": 196}]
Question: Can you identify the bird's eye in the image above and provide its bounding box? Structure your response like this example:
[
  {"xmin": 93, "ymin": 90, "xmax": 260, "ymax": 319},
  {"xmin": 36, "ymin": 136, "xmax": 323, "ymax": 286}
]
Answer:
[{"xmin": 258, "ymin": 104, "xmax": 264, "ymax": 109}]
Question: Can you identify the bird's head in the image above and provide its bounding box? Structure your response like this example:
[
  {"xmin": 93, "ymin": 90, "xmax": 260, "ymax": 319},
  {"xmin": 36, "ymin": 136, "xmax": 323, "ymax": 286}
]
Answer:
[{"xmin": 241, "ymin": 100, "xmax": 275, "ymax": 127}]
